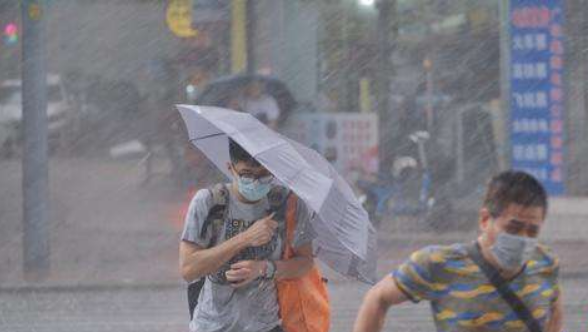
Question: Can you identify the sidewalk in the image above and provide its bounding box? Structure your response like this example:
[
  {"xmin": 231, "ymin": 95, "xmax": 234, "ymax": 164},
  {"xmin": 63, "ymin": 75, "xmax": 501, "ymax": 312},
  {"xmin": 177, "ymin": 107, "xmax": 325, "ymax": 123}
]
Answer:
[
  {"xmin": 0, "ymin": 157, "xmax": 586, "ymax": 290},
  {"xmin": 0, "ymin": 157, "xmax": 186, "ymax": 289}
]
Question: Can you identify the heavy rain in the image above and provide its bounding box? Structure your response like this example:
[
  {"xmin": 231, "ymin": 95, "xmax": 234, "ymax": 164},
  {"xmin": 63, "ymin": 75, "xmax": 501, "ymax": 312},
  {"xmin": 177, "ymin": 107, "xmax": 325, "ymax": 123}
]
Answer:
[{"xmin": 0, "ymin": 1, "xmax": 586, "ymax": 331}]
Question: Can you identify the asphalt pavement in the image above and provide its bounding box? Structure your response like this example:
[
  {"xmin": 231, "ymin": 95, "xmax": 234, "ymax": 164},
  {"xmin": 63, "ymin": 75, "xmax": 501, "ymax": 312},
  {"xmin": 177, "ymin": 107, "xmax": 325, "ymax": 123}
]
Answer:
[{"xmin": 1, "ymin": 279, "xmax": 586, "ymax": 332}]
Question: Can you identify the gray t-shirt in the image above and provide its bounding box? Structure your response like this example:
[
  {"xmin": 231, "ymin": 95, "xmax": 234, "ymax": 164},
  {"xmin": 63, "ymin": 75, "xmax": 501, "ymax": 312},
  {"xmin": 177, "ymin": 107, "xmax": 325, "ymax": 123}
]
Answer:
[{"xmin": 181, "ymin": 185, "xmax": 315, "ymax": 332}]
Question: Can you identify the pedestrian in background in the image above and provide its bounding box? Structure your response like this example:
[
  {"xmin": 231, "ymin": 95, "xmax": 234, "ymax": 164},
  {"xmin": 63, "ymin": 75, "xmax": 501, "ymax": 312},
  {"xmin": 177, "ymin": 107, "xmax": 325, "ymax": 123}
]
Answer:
[
  {"xmin": 239, "ymin": 80, "xmax": 281, "ymax": 130},
  {"xmin": 353, "ymin": 170, "xmax": 563, "ymax": 332}
]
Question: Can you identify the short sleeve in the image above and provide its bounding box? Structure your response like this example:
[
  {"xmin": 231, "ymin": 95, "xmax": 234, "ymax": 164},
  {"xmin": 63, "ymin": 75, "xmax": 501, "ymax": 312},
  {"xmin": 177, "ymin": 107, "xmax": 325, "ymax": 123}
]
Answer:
[
  {"xmin": 535, "ymin": 244, "xmax": 561, "ymax": 303},
  {"xmin": 292, "ymin": 198, "xmax": 315, "ymax": 248},
  {"xmin": 392, "ymin": 246, "xmax": 447, "ymax": 302},
  {"xmin": 181, "ymin": 189, "xmax": 215, "ymax": 248}
]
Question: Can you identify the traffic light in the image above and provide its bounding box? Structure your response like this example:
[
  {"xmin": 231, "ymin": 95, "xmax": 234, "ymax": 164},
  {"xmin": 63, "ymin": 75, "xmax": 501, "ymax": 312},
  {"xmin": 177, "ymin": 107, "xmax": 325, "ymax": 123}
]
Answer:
[{"xmin": 3, "ymin": 22, "xmax": 18, "ymax": 46}]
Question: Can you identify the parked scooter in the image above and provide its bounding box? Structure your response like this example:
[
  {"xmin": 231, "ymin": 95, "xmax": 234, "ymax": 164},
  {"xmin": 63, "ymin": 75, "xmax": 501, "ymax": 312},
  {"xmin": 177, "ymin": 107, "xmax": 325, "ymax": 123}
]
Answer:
[{"xmin": 355, "ymin": 130, "xmax": 442, "ymax": 227}]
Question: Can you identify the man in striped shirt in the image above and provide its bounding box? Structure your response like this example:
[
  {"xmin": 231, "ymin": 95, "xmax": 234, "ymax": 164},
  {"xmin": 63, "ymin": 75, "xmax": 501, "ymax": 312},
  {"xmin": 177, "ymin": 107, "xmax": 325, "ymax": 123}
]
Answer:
[{"xmin": 353, "ymin": 170, "xmax": 563, "ymax": 332}]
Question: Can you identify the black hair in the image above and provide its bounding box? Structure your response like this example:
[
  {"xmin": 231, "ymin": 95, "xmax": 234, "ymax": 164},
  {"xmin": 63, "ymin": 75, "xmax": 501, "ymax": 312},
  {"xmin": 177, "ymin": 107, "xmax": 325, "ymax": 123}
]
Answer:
[
  {"xmin": 483, "ymin": 170, "xmax": 548, "ymax": 218},
  {"xmin": 228, "ymin": 138, "xmax": 261, "ymax": 167}
]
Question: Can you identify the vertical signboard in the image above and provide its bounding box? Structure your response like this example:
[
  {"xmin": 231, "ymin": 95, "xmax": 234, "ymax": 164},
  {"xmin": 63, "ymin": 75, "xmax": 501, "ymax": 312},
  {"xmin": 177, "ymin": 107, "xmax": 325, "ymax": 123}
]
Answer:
[{"xmin": 510, "ymin": 0, "xmax": 566, "ymax": 195}]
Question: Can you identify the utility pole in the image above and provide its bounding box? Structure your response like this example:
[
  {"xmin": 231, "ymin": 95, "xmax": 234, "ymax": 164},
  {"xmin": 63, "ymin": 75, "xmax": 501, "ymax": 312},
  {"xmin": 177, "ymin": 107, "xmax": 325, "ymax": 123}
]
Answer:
[
  {"xmin": 21, "ymin": 0, "xmax": 49, "ymax": 281},
  {"xmin": 230, "ymin": 0, "xmax": 247, "ymax": 74},
  {"xmin": 245, "ymin": 0, "xmax": 256, "ymax": 74},
  {"xmin": 581, "ymin": 0, "xmax": 588, "ymax": 193},
  {"xmin": 375, "ymin": 0, "xmax": 397, "ymax": 168}
]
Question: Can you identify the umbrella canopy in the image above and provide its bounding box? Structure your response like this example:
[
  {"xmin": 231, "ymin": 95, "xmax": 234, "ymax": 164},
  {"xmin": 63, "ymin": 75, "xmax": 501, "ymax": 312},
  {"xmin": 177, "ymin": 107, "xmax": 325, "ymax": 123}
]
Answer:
[
  {"xmin": 177, "ymin": 104, "xmax": 377, "ymax": 283},
  {"xmin": 195, "ymin": 74, "xmax": 298, "ymax": 124}
]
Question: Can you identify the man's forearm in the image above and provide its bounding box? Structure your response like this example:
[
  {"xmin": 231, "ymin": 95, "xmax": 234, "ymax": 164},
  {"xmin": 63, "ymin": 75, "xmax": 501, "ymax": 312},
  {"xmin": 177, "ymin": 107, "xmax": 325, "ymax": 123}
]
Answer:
[
  {"xmin": 353, "ymin": 289, "xmax": 389, "ymax": 332},
  {"xmin": 181, "ymin": 234, "xmax": 249, "ymax": 282},
  {"xmin": 546, "ymin": 296, "xmax": 564, "ymax": 332}
]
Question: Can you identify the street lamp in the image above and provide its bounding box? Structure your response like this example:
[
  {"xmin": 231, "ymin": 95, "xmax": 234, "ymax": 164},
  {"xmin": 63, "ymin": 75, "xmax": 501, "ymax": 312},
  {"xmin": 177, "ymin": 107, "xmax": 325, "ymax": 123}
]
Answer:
[{"xmin": 359, "ymin": 0, "xmax": 375, "ymax": 7}]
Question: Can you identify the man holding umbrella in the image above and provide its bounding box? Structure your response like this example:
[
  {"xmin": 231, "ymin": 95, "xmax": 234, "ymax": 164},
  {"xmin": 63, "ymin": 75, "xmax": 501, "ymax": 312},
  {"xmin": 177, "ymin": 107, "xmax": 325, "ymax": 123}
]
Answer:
[
  {"xmin": 179, "ymin": 138, "xmax": 317, "ymax": 332},
  {"xmin": 177, "ymin": 105, "xmax": 377, "ymax": 332}
]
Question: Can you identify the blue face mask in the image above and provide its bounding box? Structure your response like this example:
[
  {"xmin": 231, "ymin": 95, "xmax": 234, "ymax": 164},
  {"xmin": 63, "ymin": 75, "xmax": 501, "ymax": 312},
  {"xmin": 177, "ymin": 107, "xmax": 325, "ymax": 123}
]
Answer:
[{"xmin": 237, "ymin": 176, "xmax": 272, "ymax": 202}]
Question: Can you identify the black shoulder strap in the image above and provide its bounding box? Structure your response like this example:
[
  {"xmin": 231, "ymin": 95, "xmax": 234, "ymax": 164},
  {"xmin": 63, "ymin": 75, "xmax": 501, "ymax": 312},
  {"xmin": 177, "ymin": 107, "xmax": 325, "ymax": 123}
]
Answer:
[
  {"xmin": 189, "ymin": 183, "xmax": 229, "ymax": 320},
  {"xmin": 467, "ymin": 242, "xmax": 543, "ymax": 332},
  {"xmin": 266, "ymin": 185, "xmax": 290, "ymax": 221},
  {"xmin": 267, "ymin": 186, "xmax": 292, "ymax": 244},
  {"xmin": 199, "ymin": 183, "xmax": 229, "ymax": 240},
  {"xmin": 187, "ymin": 278, "xmax": 204, "ymax": 320}
]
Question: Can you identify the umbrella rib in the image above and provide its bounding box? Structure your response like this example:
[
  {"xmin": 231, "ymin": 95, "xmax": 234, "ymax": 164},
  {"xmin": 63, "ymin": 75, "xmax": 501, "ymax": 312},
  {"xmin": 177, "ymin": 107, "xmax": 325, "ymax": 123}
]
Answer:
[
  {"xmin": 251, "ymin": 140, "xmax": 289, "ymax": 158},
  {"xmin": 190, "ymin": 132, "xmax": 226, "ymax": 141},
  {"xmin": 253, "ymin": 142, "xmax": 314, "ymax": 183}
]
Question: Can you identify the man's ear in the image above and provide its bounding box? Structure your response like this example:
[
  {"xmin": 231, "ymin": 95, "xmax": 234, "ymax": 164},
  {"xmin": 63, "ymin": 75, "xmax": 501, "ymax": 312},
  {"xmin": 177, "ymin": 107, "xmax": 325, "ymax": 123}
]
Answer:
[{"xmin": 479, "ymin": 207, "xmax": 492, "ymax": 232}]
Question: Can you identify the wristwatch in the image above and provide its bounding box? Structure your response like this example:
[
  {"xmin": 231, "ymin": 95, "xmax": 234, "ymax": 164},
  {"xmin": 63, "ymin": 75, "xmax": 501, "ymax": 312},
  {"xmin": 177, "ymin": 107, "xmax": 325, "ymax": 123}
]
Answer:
[{"xmin": 264, "ymin": 260, "xmax": 277, "ymax": 279}]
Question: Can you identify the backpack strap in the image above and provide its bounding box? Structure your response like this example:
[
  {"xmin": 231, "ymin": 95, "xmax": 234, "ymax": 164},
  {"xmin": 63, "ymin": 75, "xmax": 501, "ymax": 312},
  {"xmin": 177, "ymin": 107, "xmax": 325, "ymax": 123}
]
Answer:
[
  {"xmin": 199, "ymin": 183, "xmax": 229, "ymax": 243},
  {"xmin": 267, "ymin": 185, "xmax": 290, "ymax": 219},
  {"xmin": 188, "ymin": 184, "xmax": 229, "ymax": 319},
  {"xmin": 266, "ymin": 185, "xmax": 292, "ymax": 246}
]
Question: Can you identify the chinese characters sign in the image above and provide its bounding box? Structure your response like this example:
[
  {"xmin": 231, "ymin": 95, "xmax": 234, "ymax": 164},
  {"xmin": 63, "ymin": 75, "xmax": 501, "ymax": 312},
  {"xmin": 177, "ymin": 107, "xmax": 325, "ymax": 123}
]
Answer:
[{"xmin": 510, "ymin": 0, "xmax": 566, "ymax": 195}]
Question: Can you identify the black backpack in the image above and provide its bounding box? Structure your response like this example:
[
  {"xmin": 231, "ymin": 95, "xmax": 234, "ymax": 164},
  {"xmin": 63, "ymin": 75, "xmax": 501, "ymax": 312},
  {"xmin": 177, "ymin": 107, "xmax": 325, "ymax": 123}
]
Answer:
[{"xmin": 187, "ymin": 183, "xmax": 290, "ymax": 319}]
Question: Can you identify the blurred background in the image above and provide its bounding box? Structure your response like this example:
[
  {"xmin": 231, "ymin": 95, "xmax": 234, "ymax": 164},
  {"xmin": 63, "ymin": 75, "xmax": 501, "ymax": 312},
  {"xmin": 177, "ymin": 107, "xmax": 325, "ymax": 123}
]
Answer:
[{"xmin": 0, "ymin": 1, "xmax": 586, "ymax": 331}]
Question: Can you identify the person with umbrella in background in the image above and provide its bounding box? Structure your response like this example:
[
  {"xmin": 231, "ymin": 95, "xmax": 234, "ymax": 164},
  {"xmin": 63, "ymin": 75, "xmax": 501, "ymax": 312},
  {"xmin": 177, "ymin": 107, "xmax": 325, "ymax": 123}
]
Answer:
[
  {"xmin": 238, "ymin": 79, "xmax": 281, "ymax": 130},
  {"xmin": 195, "ymin": 74, "xmax": 297, "ymax": 130},
  {"xmin": 353, "ymin": 170, "xmax": 564, "ymax": 332},
  {"xmin": 177, "ymin": 105, "xmax": 376, "ymax": 332}
]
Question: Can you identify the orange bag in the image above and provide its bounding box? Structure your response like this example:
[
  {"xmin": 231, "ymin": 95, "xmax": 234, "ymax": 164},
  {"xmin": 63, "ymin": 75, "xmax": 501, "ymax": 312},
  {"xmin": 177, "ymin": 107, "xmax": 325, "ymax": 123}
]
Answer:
[{"xmin": 277, "ymin": 195, "xmax": 330, "ymax": 332}]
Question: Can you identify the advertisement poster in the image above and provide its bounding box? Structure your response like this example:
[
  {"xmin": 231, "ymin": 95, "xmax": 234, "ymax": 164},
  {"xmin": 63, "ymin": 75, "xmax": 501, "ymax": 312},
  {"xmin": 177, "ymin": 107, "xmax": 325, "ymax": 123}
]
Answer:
[{"xmin": 285, "ymin": 113, "xmax": 379, "ymax": 177}]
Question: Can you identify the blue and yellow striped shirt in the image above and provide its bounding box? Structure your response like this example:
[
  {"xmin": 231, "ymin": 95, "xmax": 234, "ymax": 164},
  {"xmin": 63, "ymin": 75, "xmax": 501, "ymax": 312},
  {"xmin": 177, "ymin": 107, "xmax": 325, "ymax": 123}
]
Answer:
[{"xmin": 393, "ymin": 243, "xmax": 560, "ymax": 332}]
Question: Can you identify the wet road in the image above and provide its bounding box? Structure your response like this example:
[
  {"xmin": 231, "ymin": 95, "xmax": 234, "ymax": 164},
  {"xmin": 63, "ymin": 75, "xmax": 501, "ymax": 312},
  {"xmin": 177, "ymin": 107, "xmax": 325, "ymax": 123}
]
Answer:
[{"xmin": 0, "ymin": 278, "xmax": 586, "ymax": 332}]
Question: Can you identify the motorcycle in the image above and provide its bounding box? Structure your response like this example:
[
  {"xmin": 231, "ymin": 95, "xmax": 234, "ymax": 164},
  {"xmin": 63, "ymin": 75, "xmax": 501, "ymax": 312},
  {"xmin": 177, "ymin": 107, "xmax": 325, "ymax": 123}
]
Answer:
[{"xmin": 355, "ymin": 131, "xmax": 446, "ymax": 227}]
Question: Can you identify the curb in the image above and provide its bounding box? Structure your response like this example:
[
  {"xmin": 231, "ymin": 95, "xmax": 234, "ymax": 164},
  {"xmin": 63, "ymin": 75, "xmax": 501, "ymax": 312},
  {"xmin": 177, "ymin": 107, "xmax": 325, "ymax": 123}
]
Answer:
[{"xmin": 0, "ymin": 281, "xmax": 183, "ymax": 294}]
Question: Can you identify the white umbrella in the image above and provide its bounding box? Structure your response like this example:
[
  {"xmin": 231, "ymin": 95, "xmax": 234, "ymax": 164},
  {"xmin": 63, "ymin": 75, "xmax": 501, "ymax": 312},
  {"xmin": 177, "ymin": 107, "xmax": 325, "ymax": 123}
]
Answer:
[{"xmin": 177, "ymin": 105, "xmax": 377, "ymax": 283}]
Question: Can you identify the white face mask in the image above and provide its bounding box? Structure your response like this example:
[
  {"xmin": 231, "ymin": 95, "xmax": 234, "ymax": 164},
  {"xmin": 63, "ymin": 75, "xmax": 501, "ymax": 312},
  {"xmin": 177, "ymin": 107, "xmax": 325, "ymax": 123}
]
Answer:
[{"xmin": 490, "ymin": 232, "xmax": 538, "ymax": 270}]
